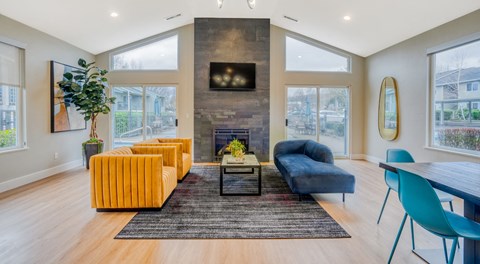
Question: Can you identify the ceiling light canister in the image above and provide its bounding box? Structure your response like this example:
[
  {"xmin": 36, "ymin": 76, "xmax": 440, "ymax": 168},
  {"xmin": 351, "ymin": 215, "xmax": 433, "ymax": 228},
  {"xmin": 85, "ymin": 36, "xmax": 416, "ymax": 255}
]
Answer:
[{"xmin": 343, "ymin": 15, "xmax": 351, "ymax": 21}]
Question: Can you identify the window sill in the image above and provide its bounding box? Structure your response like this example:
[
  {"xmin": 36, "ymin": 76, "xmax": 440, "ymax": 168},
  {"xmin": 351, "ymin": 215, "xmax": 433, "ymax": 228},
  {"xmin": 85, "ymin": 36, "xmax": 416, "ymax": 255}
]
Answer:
[
  {"xmin": 424, "ymin": 146, "xmax": 480, "ymax": 159},
  {"xmin": 0, "ymin": 146, "xmax": 29, "ymax": 155}
]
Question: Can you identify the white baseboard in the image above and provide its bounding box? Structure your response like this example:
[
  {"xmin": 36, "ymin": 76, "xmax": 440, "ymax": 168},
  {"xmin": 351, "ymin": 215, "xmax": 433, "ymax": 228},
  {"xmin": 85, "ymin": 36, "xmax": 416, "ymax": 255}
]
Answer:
[
  {"xmin": 0, "ymin": 159, "xmax": 83, "ymax": 193},
  {"xmin": 363, "ymin": 155, "xmax": 383, "ymax": 164},
  {"xmin": 350, "ymin": 154, "xmax": 366, "ymax": 160}
]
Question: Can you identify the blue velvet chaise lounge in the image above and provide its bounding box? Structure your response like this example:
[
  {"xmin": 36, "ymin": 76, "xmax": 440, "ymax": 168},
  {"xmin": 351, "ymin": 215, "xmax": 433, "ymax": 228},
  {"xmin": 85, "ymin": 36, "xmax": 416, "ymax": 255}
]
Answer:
[{"xmin": 273, "ymin": 139, "xmax": 355, "ymax": 201}]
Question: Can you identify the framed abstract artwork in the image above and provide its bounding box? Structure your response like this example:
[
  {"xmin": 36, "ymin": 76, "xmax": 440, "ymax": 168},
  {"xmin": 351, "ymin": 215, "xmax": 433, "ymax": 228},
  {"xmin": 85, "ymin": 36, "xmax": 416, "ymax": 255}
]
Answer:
[{"xmin": 50, "ymin": 61, "xmax": 86, "ymax": 133}]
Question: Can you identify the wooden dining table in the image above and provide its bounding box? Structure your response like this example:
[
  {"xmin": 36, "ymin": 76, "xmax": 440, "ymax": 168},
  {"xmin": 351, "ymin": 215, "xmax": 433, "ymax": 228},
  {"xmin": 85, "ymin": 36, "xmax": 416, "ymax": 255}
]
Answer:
[{"xmin": 379, "ymin": 161, "xmax": 480, "ymax": 264}]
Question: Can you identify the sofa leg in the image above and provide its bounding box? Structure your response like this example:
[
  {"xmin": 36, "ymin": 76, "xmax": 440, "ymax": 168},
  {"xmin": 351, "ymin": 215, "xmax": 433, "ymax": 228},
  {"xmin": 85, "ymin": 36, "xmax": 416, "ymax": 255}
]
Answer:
[
  {"xmin": 342, "ymin": 193, "xmax": 345, "ymax": 203},
  {"xmin": 299, "ymin": 194, "xmax": 302, "ymax": 201}
]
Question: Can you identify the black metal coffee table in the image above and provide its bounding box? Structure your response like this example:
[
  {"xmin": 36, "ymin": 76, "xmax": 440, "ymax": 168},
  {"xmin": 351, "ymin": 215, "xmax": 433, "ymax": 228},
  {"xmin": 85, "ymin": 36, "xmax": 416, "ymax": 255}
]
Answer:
[{"xmin": 220, "ymin": 154, "xmax": 262, "ymax": 196}]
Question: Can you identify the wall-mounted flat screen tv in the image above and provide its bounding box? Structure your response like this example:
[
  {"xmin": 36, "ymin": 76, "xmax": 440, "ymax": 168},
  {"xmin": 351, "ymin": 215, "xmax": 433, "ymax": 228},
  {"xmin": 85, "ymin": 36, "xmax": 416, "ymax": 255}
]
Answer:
[{"xmin": 209, "ymin": 62, "xmax": 256, "ymax": 90}]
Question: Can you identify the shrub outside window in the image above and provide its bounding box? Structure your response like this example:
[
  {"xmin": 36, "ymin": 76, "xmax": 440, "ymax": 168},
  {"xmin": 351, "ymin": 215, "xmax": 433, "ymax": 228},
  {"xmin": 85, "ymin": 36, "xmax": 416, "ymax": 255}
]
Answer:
[{"xmin": 431, "ymin": 39, "xmax": 480, "ymax": 155}]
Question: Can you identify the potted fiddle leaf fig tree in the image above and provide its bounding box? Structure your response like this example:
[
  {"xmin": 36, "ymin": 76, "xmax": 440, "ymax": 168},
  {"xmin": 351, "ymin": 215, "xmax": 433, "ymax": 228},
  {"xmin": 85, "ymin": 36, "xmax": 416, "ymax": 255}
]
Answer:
[{"xmin": 57, "ymin": 58, "xmax": 115, "ymax": 169}]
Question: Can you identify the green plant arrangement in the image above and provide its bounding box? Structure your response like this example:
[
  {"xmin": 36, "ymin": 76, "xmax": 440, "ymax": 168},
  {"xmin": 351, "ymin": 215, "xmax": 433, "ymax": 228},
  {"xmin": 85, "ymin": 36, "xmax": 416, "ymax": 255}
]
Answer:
[
  {"xmin": 57, "ymin": 58, "xmax": 115, "ymax": 139},
  {"xmin": 57, "ymin": 58, "xmax": 115, "ymax": 168},
  {"xmin": 226, "ymin": 138, "xmax": 246, "ymax": 159},
  {"xmin": 81, "ymin": 138, "xmax": 104, "ymax": 154}
]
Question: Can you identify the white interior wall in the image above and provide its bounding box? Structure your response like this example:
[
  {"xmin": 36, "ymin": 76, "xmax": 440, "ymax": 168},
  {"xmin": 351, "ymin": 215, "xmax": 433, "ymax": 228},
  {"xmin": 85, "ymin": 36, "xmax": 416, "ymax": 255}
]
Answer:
[
  {"xmin": 270, "ymin": 26, "xmax": 365, "ymax": 160},
  {"xmin": 0, "ymin": 14, "xmax": 93, "ymax": 191},
  {"xmin": 364, "ymin": 9, "xmax": 480, "ymax": 163}
]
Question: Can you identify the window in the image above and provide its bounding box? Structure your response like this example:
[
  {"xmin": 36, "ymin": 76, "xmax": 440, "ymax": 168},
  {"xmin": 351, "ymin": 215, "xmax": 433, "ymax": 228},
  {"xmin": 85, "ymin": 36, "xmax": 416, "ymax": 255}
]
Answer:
[
  {"xmin": 285, "ymin": 35, "xmax": 351, "ymax": 72},
  {"xmin": 8, "ymin": 88, "xmax": 16, "ymax": 105},
  {"xmin": 467, "ymin": 82, "xmax": 479, "ymax": 92},
  {"xmin": 111, "ymin": 86, "xmax": 176, "ymax": 148},
  {"xmin": 286, "ymin": 86, "xmax": 349, "ymax": 157},
  {"xmin": 430, "ymin": 38, "xmax": 480, "ymax": 155},
  {"xmin": 0, "ymin": 40, "xmax": 25, "ymax": 151},
  {"xmin": 111, "ymin": 34, "xmax": 178, "ymax": 70}
]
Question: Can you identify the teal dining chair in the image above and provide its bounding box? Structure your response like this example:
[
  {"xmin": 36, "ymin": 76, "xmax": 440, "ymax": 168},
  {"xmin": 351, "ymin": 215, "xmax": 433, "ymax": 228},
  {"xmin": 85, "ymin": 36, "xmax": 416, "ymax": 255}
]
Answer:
[
  {"xmin": 377, "ymin": 149, "xmax": 455, "ymax": 251},
  {"xmin": 388, "ymin": 169, "xmax": 480, "ymax": 264}
]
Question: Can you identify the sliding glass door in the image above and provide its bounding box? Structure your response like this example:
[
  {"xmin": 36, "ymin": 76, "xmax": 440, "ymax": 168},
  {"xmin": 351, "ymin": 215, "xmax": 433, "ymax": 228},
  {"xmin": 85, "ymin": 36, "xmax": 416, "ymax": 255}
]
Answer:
[
  {"xmin": 112, "ymin": 85, "xmax": 176, "ymax": 148},
  {"xmin": 286, "ymin": 86, "xmax": 349, "ymax": 157}
]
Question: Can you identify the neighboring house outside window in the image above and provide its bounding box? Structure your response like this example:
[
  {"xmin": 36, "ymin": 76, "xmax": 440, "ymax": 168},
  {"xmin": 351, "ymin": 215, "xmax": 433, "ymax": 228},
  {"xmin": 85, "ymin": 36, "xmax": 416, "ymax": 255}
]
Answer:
[{"xmin": 430, "ymin": 39, "xmax": 480, "ymax": 156}]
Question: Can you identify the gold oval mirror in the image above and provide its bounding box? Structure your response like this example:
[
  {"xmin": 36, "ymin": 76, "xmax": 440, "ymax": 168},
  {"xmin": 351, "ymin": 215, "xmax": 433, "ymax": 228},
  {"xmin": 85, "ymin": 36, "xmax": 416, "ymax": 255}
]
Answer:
[{"xmin": 378, "ymin": 77, "xmax": 399, "ymax": 140}]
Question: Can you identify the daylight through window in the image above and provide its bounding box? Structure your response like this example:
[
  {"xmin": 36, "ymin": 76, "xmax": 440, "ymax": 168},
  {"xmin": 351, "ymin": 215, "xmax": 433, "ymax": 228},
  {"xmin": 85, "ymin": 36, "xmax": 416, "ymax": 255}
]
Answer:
[
  {"xmin": 111, "ymin": 34, "xmax": 178, "ymax": 70},
  {"xmin": 285, "ymin": 36, "xmax": 350, "ymax": 72},
  {"xmin": 431, "ymin": 39, "xmax": 480, "ymax": 155},
  {"xmin": 0, "ymin": 41, "xmax": 24, "ymax": 151}
]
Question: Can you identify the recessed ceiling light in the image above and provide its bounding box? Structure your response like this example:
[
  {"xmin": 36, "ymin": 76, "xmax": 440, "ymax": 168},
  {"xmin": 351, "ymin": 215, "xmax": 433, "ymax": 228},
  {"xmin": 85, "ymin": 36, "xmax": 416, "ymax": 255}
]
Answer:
[
  {"xmin": 298, "ymin": 55, "xmax": 302, "ymax": 59},
  {"xmin": 110, "ymin": 12, "xmax": 119, "ymax": 18},
  {"xmin": 343, "ymin": 15, "xmax": 351, "ymax": 21}
]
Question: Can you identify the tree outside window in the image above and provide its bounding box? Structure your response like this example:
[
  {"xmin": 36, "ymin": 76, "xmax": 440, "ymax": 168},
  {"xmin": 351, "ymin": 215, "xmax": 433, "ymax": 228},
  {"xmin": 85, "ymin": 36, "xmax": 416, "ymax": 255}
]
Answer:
[{"xmin": 432, "ymin": 39, "xmax": 480, "ymax": 155}]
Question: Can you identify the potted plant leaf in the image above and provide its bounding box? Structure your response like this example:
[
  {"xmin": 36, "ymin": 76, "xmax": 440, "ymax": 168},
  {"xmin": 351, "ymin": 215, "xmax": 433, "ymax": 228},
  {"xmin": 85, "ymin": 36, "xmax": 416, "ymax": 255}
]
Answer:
[
  {"xmin": 226, "ymin": 138, "xmax": 246, "ymax": 160},
  {"xmin": 57, "ymin": 58, "xmax": 115, "ymax": 169}
]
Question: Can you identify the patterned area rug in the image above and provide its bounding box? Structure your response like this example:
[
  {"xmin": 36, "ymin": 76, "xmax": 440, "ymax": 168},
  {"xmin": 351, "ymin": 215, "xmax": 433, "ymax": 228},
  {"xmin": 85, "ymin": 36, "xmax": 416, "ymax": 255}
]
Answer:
[{"xmin": 115, "ymin": 165, "xmax": 350, "ymax": 239}]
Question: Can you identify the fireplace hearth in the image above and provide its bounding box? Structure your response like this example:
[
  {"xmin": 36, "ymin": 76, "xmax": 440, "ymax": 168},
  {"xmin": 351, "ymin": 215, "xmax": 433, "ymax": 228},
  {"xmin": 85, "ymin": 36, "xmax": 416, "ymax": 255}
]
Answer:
[{"xmin": 213, "ymin": 128, "xmax": 250, "ymax": 161}]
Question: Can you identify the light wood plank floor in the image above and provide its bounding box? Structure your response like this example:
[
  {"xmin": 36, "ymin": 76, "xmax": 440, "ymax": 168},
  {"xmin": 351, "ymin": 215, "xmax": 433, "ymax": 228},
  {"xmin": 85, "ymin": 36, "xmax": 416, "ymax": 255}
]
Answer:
[{"xmin": 0, "ymin": 160, "xmax": 462, "ymax": 264}]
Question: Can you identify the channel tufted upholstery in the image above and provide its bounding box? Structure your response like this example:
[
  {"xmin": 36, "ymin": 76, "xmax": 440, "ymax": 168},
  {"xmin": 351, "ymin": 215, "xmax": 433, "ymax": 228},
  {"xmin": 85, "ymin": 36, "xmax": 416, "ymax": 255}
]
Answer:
[
  {"xmin": 89, "ymin": 146, "xmax": 177, "ymax": 210},
  {"xmin": 135, "ymin": 138, "xmax": 192, "ymax": 181}
]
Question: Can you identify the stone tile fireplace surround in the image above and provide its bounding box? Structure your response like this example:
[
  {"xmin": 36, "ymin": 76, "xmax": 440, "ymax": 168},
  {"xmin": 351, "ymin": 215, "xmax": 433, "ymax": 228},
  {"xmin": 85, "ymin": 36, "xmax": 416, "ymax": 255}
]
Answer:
[{"xmin": 194, "ymin": 18, "xmax": 270, "ymax": 162}]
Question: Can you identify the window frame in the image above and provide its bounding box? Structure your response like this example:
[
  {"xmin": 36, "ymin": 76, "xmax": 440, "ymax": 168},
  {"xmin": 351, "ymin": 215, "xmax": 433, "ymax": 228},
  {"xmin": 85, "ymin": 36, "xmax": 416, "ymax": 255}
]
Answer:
[
  {"xmin": 0, "ymin": 37, "xmax": 27, "ymax": 154},
  {"xmin": 284, "ymin": 33, "xmax": 352, "ymax": 73},
  {"xmin": 427, "ymin": 33, "xmax": 480, "ymax": 157},
  {"xmin": 109, "ymin": 31, "xmax": 179, "ymax": 72},
  {"xmin": 108, "ymin": 84, "xmax": 178, "ymax": 150},
  {"xmin": 284, "ymin": 85, "xmax": 351, "ymax": 158}
]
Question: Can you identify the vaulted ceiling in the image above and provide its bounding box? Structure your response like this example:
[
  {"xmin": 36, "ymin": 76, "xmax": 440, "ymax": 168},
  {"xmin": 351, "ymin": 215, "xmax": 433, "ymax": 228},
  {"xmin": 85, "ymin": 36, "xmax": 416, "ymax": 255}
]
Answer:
[{"xmin": 0, "ymin": 0, "xmax": 479, "ymax": 57}]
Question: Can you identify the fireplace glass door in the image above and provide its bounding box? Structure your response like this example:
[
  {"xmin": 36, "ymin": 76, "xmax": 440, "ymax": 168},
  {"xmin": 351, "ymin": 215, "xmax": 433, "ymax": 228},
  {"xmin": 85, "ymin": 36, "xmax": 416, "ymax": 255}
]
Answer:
[{"xmin": 286, "ymin": 86, "xmax": 349, "ymax": 157}]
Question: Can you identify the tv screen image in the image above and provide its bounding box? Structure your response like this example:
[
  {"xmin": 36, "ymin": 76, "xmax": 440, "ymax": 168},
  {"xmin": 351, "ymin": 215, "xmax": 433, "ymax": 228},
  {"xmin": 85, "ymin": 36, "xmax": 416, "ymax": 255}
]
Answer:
[{"xmin": 209, "ymin": 62, "xmax": 256, "ymax": 90}]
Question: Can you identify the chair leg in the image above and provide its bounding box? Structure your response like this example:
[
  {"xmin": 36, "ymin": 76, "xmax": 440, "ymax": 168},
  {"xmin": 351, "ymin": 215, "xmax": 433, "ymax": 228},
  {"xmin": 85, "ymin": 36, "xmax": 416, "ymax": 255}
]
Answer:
[
  {"xmin": 448, "ymin": 238, "xmax": 458, "ymax": 264},
  {"xmin": 442, "ymin": 238, "xmax": 448, "ymax": 263},
  {"xmin": 342, "ymin": 193, "xmax": 345, "ymax": 203},
  {"xmin": 410, "ymin": 217, "xmax": 415, "ymax": 250},
  {"xmin": 388, "ymin": 213, "xmax": 408, "ymax": 264},
  {"xmin": 446, "ymin": 201, "xmax": 461, "ymax": 249},
  {"xmin": 377, "ymin": 188, "xmax": 391, "ymax": 224}
]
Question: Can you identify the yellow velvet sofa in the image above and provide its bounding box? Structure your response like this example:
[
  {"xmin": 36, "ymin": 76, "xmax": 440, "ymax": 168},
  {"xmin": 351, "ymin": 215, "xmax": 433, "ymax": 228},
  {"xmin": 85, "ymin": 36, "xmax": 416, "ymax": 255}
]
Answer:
[
  {"xmin": 89, "ymin": 146, "xmax": 178, "ymax": 211},
  {"xmin": 134, "ymin": 138, "xmax": 192, "ymax": 181}
]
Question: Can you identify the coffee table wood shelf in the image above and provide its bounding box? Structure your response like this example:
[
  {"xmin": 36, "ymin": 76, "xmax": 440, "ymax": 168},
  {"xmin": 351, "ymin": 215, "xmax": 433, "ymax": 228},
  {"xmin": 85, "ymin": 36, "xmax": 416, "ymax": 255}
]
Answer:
[{"xmin": 220, "ymin": 154, "xmax": 261, "ymax": 196}]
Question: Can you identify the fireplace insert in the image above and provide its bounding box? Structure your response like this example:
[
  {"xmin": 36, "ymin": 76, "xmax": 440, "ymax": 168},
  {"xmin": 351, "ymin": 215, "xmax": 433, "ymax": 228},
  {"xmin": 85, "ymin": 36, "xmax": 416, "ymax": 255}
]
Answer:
[{"xmin": 213, "ymin": 128, "xmax": 250, "ymax": 161}]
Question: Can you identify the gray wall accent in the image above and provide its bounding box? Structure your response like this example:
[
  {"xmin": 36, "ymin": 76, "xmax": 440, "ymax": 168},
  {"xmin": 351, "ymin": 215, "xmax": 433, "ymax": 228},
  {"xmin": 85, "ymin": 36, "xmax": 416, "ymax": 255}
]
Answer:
[{"xmin": 194, "ymin": 18, "xmax": 270, "ymax": 162}]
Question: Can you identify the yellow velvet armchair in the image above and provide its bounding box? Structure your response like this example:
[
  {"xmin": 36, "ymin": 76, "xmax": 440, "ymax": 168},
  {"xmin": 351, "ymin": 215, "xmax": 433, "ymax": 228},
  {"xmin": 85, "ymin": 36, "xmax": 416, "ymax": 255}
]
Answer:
[
  {"xmin": 134, "ymin": 138, "xmax": 192, "ymax": 181},
  {"xmin": 89, "ymin": 146, "xmax": 178, "ymax": 211}
]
